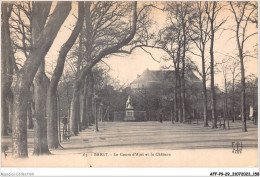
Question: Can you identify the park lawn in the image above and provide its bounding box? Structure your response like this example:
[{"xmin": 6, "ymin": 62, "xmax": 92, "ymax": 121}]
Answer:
[{"xmin": 1, "ymin": 120, "xmax": 258, "ymax": 167}]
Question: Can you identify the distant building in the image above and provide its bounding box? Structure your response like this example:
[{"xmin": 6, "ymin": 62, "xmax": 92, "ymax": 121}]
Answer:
[
  {"xmin": 129, "ymin": 68, "xmax": 202, "ymax": 121},
  {"xmin": 130, "ymin": 68, "xmax": 201, "ymax": 90}
]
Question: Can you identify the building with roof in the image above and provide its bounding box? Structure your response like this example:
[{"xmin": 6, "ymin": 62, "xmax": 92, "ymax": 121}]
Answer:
[{"xmin": 130, "ymin": 68, "xmax": 201, "ymax": 90}]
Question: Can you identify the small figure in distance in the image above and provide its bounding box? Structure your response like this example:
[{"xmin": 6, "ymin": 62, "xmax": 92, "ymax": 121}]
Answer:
[{"xmin": 62, "ymin": 116, "xmax": 68, "ymax": 140}]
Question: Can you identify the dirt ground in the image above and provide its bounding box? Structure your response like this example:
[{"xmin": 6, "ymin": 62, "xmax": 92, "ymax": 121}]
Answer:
[{"xmin": 1, "ymin": 120, "xmax": 258, "ymax": 167}]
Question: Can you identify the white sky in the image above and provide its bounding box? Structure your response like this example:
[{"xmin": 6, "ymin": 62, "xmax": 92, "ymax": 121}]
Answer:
[{"xmin": 45, "ymin": 1, "xmax": 258, "ymax": 90}]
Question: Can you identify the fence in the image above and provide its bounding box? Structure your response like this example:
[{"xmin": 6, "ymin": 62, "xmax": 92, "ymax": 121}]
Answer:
[
  {"xmin": 114, "ymin": 112, "xmax": 125, "ymax": 121},
  {"xmin": 134, "ymin": 111, "xmax": 147, "ymax": 121},
  {"xmin": 113, "ymin": 111, "xmax": 147, "ymax": 121}
]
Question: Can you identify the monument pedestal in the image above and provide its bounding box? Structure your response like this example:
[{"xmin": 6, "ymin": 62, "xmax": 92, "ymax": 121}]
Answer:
[{"xmin": 124, "ymin": 109, "xmax": 136, "ymax": 121}]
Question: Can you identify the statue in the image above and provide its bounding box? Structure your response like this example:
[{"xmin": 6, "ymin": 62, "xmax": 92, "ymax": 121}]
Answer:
[
  {"xmin": 126, "ymin": 95, "xmax": 133, "ymax": 109},
  {"xmin": 125, "ymin": 95, "xmax": 134, "ymax": 120}
]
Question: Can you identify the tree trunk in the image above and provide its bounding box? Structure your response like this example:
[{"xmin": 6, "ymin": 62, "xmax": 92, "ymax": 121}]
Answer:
[
  {"xmin": 70, "ymin": 18, "xmax": 84, "ymax": 134},
  {"xmin": 232, "ymin": 76, "xmax": 235, "ymax": 122},
  {"xmin": 1, "ymin": 4, "xmax": 14, "ymax": 136},
  {"xmin": 210, "ymin": 59, "xmax": 217, "ymax": 128},
  {"xmin": 35, "ymin": 4, "xmax": 66, "ymax": 152},
  {"xmin": 202, "ymin": 53, "xmax": 209, "ymax": 127},
  {"xmin": 181, "ymin": 65, "xmax": 186, "ymax": 123},
  {"xmin": 100, "ymin": 106, "xmax": 103, "ymax": 122},
  {"xmin": 46, "ymin": 90, "xmax": 60, "ymax": 148},
  {"xmin": 70, "ymin": 81, "xmax": 81, "ymax": 135},
  {"xmin": 46, "ymin": 1, "xmax": 84, "ymax": 144},
  {"xmin": 80, "ymin": 93, "xmax": 87, "ymax": 128},
  {"xmin": 8, "ymin": 92, "xmax": 14, "ymax": 133},
  {"xmin": 86, "ymin": 71, "xmax": 94, "ymax": 125},
  {"xmin": 225, "ymin": 78, "xmax": 230, "ymax": 129},
  {"xmin": 209, "ymin": 12, "xmax": 217, "ymax": 128},
  {"xmin": 197, "ymin": 4, "xmax": 209, "ymax": 127},
  {"xmin": 240, "ymin": 50, "xmax": 247, "ymax": 132},
  {"xmin": 27, "ymin": 101, "xmax": 34, "ymax": 129},
  {"xmin": 57, "ymin": 91, "xmax": 62, "ymax": 142},
  {"xmin": 174, "ymin": 92, "xmax": 178, "ymax": 122},
  {"xmin": 12, "ymin": 83, "xmax": 29, "ymax": 158},
  {"xmin": 78, "ymin": 100, "xmax": 82, "ymax": 132},
  {"xmin": 178, "ymin": 71, "xmax": 183, "ymax": 122},
  {"xmin": 33, "ymin": 61, "xmax": 51, "ymax": 155},
  {"xmin": 236, "ymin": 26, "xmax": 247, "ymax": 131},
  {"xmin": 181, "ymin": 21, "xmax": 186, "ymax": 123},
  {"xmin": 70, "ymin": 51, "xmax": 82, "ymax": 135},
  {"xmin": 176, "ymin": 43, "xmax": 182, "ymax": 123},
  {"xmin": 174, "ymin": 68, "xmax": 179, "ymax": 122},
  {"xmin": 94, "ymin": 99, "xmax": 99, "ymax": 132},
  {"xmin": 81, "ymin": 76, "xmax": 89, "ymax": 129},
  {"xmin": 86, "ymin": 88, "xmax": 94, "ymax": 126},
  {"xmin": 66, "ymin": 82, "xmax": 71, "ymax": 120},
  {"xmin": 2, "ymin": 86, "xmax": 10, "ymax": 136},
  {"xmin": 27, "ymin": 89, "xmax": 34, "ymax": 129},
  {"xmin": 171, "ymin": 99, "xmax": 174, "ymax": 124},
  {"xmin": 78, "ymin": 83, "xmax": 82, "ymax": 132}
]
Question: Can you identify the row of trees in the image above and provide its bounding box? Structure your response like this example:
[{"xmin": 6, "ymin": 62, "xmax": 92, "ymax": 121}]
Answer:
[
  {"xmin": 1, "ymin": 1, "xmax": 152, "ymax": 158},
  {"xmin": 145, "ymin": 1, "xmax": 257, "ymax": 131}
]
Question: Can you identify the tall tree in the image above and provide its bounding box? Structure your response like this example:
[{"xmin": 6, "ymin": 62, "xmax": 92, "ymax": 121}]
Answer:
[
  {"xmin": 11, "ymin": 2, "xmax": 71, "ymax": 158},
  {"xmin": 7, "ymin": 2, "xmax": 51, "ymax": 154},
  {"xmin": 157, "ymin": 24, "xmax": 182, "ymax": 122},
  {"xmin": 1, "ymin": 3, "xmax": 14, "ymax": 135},
  {"xmin": 46, "ymin": 2, "xmax": 84, "ymax": 149},
  {"xmin": 178, "ymin": 2, "xmax": 191, "ymax": 123},
  {"xmin": 190, "ymin": 2, "xmax": 210, "ymax": 127},
  {"xmin": 70, "ymin": 2, "xmax": 139, "ymax": 135},
  {"xmin": 205, "ymin": 2, "xmax": 225, "ymax": 128},
  {"xmin": 155, "ymin": 2, "xmax": 193, "ymax": 123},
  {"xmin": 31, "ymin": 2, "xmax": 53, "ymax": 155},
  {"xmin": 83, "ymin": 2, "xmax": 93, "ymax": 127},
  {"xmin": 229, "ymin": 1, "xmax": 257, "ymax": 132},
  {"xmin": 9, "ymin": 2, "xmax": 33, "ymax": 132},
  {"xmin": 69, "ymin": 2, "xmax": 89, "ymax": 135}
]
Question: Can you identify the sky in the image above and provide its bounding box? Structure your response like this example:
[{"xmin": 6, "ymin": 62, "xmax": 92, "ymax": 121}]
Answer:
[
  {"xmin": 103, "ymin": 2, "xmax": 258, "ymax": 90},
  {"xmin": 43, "ymin": 1, "xmax": 258, "ymax": 90}
]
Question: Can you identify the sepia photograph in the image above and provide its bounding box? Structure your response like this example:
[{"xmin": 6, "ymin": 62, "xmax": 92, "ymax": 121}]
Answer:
[{"xmin": 0, "ymin": 0, "xmax": 258, "ymax": 173}]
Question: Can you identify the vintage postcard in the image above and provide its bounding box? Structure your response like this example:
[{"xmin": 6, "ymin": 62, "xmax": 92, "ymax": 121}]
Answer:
[{"xmin": 1, "ymin": 0, "xmax": 258, "ymax": 172}]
